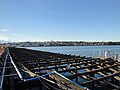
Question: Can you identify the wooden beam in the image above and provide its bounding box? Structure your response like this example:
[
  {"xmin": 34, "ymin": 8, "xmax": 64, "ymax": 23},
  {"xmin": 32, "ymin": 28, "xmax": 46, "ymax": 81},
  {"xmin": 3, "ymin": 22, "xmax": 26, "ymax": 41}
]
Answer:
[
  {"xmin": 80, "ymin": 71, "xmax": 120, "ymax": 85},
  {"xmin": 105, "ymin": 64, "xmax": 120, "ymax": 81},
  {"xmin": 67, "ymin": 63, "xmax": 120, "ymax": 79}
]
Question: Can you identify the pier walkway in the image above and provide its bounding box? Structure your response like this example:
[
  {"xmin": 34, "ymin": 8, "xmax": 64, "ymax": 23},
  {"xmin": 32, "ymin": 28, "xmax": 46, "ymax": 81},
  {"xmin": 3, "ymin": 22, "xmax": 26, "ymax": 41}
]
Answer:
[{"xmin": 0, "ymin": 47, "xmax": 120, "ymax": 90}]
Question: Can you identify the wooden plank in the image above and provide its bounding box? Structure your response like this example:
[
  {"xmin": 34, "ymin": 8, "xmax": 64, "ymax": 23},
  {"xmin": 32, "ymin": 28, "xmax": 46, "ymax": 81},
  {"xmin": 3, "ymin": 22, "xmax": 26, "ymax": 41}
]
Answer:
[
  {"xmin": 50, "ymin": 71, "xmax": 85, "ymax": 90},
  {"xmin": 67, "ymin": 63, "xmax": 120, "ymax": 79},
  {"xmin": 82, "ymin": 75, "xmax": 89, "ymax": 80},
  {"xmin": 97, "ymin": 72, "xmax": 106, "ymax": 77},
  {"xmin": 0, "ymin": 46, "xmax": 5, "ymax": 57},
  {"xmin": 27, "ymin": 60, "xmax": 116, "ymax": 73},
  {"xmin": 22, "ymin": 64, "xmax": 85, "ymax": 90},
  {"xmin": 105, "ymin": 64, "xmax": 120, "ymax": 80},
  {"xmin": 85, "ymin": 68, "xmax": 91, "ymax": 72},
  {"xmin": 80, "ymin": 71, "xmax": 120, "ymax": 85},
  {"xmin": 114, "ymin": 76, "xmax": 120, "ymax": 80}
]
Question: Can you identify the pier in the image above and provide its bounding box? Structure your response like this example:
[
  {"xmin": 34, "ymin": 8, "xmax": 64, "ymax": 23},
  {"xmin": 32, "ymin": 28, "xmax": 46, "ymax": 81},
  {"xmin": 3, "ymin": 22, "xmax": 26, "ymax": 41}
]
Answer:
[{"xmin": 0, "ymin": 47, "xmax": 120, "ymax": 90}]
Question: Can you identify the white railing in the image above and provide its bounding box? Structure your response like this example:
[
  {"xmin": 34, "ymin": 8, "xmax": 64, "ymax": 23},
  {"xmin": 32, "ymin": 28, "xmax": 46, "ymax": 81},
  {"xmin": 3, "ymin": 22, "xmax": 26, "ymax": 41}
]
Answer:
[
  {"xmin": 0, "ymin": 48, "xmax": 9, "ymax": 89},
  {"xmin": 117, "ymin": 54, "xmax": 120, "ymax": 62},
  {"xmin": 0, "ymin": 48, "xmax": 23, "ymax": 90},
  {"xmin": 93, "ymin": 50, "xmax": 120, "ymax": 62}
]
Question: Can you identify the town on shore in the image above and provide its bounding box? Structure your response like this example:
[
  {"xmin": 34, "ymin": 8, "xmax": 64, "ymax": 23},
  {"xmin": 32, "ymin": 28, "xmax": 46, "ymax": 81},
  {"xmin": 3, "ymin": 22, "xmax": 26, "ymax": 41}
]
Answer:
[{"xmin": 0, "ymin": 41, "xmax": 120, "ymax": 47}]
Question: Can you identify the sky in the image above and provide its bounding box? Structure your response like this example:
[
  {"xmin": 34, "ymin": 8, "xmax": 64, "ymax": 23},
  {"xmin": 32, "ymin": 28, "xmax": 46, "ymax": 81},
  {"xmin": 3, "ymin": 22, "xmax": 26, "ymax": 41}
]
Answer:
[{"xmin": 0, "ymin": 0, "xmax": 120, "ymax": 42}]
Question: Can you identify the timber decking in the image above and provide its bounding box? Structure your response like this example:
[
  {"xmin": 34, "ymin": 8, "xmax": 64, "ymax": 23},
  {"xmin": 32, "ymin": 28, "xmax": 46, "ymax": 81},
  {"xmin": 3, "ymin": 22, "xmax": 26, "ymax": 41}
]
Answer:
[{"xmin": 0, "ymin": 47, "xmax": 120, "ymax": 90}]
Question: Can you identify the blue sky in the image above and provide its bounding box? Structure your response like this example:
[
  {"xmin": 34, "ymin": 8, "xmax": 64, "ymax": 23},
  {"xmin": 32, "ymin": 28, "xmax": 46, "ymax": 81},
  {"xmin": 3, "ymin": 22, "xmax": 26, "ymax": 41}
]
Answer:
[{"xmin": 0, "ymin": 0, "xmax": 120, "ymax": 42}]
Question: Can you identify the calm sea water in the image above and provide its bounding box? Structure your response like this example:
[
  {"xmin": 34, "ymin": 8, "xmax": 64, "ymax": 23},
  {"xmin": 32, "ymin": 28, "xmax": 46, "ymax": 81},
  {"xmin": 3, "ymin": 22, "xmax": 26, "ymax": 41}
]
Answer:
[{"xmin": 24, "ymin": 45, "xmax": 120, "ymax": 57}]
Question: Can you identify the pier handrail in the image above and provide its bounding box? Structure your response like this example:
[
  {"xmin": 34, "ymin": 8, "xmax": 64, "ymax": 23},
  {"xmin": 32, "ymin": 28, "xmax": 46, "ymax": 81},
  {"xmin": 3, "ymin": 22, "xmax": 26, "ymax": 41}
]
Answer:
[
  {"xmin": 8, "ymin": 49, "xmax": 23, "ymax": 80},
  {"xmin": 0, "ymin": 48, "xmax": 9, "ymax": 89}
]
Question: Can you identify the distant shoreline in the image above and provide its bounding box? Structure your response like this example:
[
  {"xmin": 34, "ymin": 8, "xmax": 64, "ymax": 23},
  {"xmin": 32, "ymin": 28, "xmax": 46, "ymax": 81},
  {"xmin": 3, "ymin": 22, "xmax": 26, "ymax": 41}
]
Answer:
[
  {"xmin": 12, "ymin": 45, "xmax": 120, "ymax": 48},
  {"xmin": 1, "ymin": 41, "xmax": 120, "ymax": 47},
  {"xmin": 20, "ymin": 44, "xmax": 120, "ymax": 47}
]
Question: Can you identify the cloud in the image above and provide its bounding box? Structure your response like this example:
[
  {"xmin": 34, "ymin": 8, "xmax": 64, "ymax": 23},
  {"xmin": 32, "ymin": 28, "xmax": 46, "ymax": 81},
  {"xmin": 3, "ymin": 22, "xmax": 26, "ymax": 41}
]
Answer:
[
  {"xmin": 10, "ymin": 33, "xmax": 21, "ymax": 37},
  {"xmin": 0, "ymin": 28, "xmax": 10, "ymax": 32},
  {"xmin": 0, "ymin": 34, "xmax": 9, "ymax": 41},
  {"xmin": 0, "ymin": 32, "xmax": 22, "ymax": 42}
]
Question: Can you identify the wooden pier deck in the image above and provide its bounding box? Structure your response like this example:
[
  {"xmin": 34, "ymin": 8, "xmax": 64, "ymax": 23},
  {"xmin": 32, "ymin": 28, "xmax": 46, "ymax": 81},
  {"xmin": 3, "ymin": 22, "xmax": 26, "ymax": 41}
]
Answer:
[
  {"xmin": 0, "ymin": 46, "xmax": 5, "ymax": 57},
  {"xmin": 0, "ymin": 47, "xmax": 120, "ymax": 90}
]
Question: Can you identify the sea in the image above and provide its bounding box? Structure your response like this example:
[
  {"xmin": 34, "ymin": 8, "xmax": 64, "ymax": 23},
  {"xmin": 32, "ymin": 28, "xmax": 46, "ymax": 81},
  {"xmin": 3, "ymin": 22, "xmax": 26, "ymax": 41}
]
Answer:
[{"xmin": 24, "ymin": 45, "xmax": 120, "ymax": 58}]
